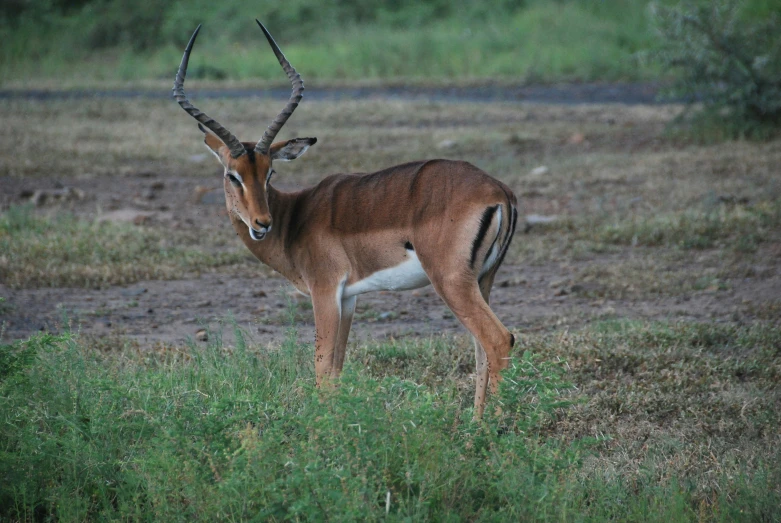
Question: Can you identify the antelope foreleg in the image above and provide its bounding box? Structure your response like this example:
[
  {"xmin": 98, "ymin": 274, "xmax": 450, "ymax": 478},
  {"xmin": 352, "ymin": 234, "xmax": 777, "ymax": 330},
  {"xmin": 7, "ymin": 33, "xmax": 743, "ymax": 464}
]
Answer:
[
  {"xmin": 311, "ymin": 289, "xmax": 343, "ymax": 388},
  {"xmin": 332, "ymin": 295, "xmax": 356, "ymax": 378}
]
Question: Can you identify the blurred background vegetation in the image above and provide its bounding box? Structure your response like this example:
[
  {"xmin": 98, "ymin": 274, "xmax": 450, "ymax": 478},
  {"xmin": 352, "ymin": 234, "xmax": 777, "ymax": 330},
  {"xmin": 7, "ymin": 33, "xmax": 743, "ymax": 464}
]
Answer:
[
  {"xmin": 0, "ymin": 0, "xmax": 773, "ymax": 86},
  {"xmin": 1, "ymin": 0, "xmax": 780, "ymax": 137}
]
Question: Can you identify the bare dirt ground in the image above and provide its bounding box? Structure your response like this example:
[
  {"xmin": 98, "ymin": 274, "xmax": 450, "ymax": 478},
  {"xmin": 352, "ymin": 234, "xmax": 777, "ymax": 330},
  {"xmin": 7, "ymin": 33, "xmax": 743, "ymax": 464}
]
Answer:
[
  {"xmin": 2, "ymin": 170, "xmax": 778, "ymax": 349},
  {"xmin": 4, "ymin": 255, "xmax": 775, "ymax": 348},
  {"xmin": 1, "ymin": 93, "xmax": 779, "ymax": 349}
]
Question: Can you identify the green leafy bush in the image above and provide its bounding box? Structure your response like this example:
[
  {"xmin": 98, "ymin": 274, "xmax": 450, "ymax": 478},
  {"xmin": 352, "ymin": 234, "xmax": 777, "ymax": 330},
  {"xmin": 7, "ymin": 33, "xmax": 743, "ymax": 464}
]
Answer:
[{"xmin": 651, "ymin": 0, "xmax": 781, "ymax": 139}]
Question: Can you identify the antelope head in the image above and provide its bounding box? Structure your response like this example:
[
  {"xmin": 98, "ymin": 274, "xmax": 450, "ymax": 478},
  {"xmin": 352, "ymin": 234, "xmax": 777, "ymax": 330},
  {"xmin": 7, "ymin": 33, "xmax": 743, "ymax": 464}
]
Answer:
[{"xmin": 173, "ymin": 21, "xmax": 316, "ymax": 241}]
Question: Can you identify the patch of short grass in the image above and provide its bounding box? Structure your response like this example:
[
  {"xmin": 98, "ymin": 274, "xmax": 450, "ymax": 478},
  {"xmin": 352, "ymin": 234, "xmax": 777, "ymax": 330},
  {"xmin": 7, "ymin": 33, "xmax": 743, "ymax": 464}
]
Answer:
[
  {"xmin": 0, "ymin": 206, "xmax": 243, "ymax": 288},
  {"xmin": 567, "ymin": 252, "xmax": 737, "ymax": 300},
  {"xmin": 542, "ymin": 321, "xmax": 781, "ymax": 502},
  {"xmin": 591, "ymin": 201, "xmax": 781, "ymax": 252}
]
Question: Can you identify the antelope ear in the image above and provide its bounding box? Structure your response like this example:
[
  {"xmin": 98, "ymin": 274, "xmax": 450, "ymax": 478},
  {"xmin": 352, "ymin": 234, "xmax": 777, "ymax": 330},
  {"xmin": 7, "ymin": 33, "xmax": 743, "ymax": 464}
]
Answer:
[
  {"xmin": 270, "ymin": 137, "xmax": 317, "ymax": 162},
  {"xmin": 200, "ymin": 124, "xmax": 229, "ymax": 167}
]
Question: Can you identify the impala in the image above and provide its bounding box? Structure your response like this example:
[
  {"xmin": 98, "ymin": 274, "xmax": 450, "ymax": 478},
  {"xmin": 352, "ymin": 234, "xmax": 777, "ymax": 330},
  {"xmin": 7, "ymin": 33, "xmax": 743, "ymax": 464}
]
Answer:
[{"xmin": 173, "ymin": 21, "xmax": 518, "ymax": 417}]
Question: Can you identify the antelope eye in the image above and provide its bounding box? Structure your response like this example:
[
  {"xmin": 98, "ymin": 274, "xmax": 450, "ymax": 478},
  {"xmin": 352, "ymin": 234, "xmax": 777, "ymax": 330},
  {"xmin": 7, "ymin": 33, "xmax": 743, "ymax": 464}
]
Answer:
[{"xmin": 226, "ymin": 173, "xmax": 242, "ymax": 187}]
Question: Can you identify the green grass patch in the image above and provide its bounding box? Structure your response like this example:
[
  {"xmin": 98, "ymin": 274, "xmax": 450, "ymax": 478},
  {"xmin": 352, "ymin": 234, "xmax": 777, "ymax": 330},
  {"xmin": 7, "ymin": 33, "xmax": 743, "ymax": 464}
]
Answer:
[
  {"xmin": 590, "ymin": 200, "xmax": 781, "ymax": 251},
  {"xmin": 1, "ymin": 320, "xmax": 779, "ymax": 520},
  {"xmin": 0, "ymin": 206, "xmax": 243, "ymax": 288}
]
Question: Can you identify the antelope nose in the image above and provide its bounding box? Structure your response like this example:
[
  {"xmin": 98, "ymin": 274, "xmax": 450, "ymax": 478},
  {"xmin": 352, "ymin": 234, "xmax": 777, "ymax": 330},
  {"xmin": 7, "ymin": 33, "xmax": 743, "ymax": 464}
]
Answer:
[{"xmin": 255, "ymin": 219, "xmax": 271, "ymax": 232}]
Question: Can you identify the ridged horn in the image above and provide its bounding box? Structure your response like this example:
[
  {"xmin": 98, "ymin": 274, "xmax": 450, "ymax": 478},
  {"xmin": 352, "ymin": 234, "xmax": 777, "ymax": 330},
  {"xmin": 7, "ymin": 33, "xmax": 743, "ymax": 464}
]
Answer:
[
  {"xmin": 254, "ymin": 19, "xmax": 305, "ymax": 156},
  {"xmin": 173, "ymin": 25, "xmax": 246, "ymax": 159}
]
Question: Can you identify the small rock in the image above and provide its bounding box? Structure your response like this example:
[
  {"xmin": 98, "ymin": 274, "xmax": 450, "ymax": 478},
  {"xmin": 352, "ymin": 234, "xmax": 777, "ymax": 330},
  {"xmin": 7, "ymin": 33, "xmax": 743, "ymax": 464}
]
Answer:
[
  {"xmin": 571, "ymin": 282, "xmax": 606, "ymax": 297},
  {"xmin": 549, "ymin": 278, "xmax": 570, "ymax": 289},
  {"xmin": 600, "ymin": 306, "xmax": 616, "ymax": 317},
  {"xmin": 437, "ymin": 139, "xmax": 458, "ymax": 150},
  {"xmin": 188, "ymin": 153, "xmax": 209, "ymax": 163},
  {"xmin": 98, "ymin": 209, "xmax": 154, "ymax": 224},
  {"xmin": 195, "ymin": 329, "xmax": 208, "ymax": 342},
  {"xmin": 525, "ymin": 214, "xmax": 558, "ymax": 225},
  {"xmin": 194, "ymin": 185, "xmax": 223, "ymax": 204},
  {"xmin": 524, "ymin": 214, "xmax": 558, "ymax": 232},
  {"xmin": 499, "ymin": 277, "xmax": 527, "ymax": 287},
  {"xmin": 568, "ymin": 132, "xmax": 586, "ymax": 144},
  {"xmin": 196, "ymin": 300, "xmax": 212, "ymax": 307},
  {"xmin": 98, "ymin": 209, "xmax": 172, "ymax": 225},
  {"xmin": 253, "ymin": 290, "xmax": 268, "ymax": 298},
  {"xmin": 378, "ymin": 312, "xmax": 393, "ymax": 320},
  {"xmin": 30, "ymin": 187, "xmax": 85, "ymax": 206},
  {"xmin": 133, "ymin": 214, "xmax": 152, "ymax": 226},
  {"xmin": 120, "ymin": 287, "xmax": 147, "ymax": 297},
  {"xmin": 529, "ymin": 166, "xmax": 549, "ymax": 177}
]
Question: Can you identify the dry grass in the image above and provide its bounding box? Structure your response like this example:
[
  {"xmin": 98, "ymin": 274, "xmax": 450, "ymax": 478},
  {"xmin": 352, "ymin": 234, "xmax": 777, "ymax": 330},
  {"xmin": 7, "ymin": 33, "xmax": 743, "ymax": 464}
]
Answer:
[{"xmin": 0, "ymin": 206, "xmax": 245, "ymax": 288}]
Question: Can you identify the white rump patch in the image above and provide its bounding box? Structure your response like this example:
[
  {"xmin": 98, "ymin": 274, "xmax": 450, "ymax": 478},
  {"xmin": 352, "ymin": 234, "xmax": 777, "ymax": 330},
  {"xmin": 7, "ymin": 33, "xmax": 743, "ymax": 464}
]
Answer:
[{"xmin": 344, "ymin": 250, "xmax": 430, "ymax": 298}]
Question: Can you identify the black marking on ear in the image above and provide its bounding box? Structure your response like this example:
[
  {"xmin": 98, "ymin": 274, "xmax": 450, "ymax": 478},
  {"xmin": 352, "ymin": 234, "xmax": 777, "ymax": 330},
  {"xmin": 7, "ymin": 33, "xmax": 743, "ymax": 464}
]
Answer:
[
  {"xmin": 470, "ymin": 205, "xmax": 498, "ymax": 269},
  {"xmin": 510, "ymin": 333, "xmax": 515, "ymax": 347},
  {"xmin": 404, "ymin": 241, "xmax": 414, "ymax": 251}
]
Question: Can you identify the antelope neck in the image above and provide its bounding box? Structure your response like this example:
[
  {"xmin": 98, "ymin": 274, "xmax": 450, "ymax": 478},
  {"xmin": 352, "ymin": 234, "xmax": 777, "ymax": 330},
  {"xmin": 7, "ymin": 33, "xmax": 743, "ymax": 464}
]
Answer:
[{"xmin": 236, "ymin": 185, "xmax": 303, "ymax": 284}]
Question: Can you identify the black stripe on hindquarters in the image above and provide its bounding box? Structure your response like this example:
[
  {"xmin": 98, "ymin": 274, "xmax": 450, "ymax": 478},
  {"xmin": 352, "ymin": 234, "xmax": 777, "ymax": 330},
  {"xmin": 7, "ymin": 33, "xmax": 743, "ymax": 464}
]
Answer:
[
  {"xmin": 493, "ymin": 206, "xmax": 518, "ymax": 270},
  {"xmin": 470, "ymin": 205, "xmax": 499, "ymax": 269}
]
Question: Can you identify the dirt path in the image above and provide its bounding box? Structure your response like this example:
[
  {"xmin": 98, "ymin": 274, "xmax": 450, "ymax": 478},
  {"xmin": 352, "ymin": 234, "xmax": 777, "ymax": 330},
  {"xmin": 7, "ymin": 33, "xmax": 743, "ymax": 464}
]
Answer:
[
  {"xmin": 0, "ymin": 82, "xmax": 665, "ymax": 105},
  {"xmin": 3, "ymin": 254, "xmax": 775, "ymax": 349}
]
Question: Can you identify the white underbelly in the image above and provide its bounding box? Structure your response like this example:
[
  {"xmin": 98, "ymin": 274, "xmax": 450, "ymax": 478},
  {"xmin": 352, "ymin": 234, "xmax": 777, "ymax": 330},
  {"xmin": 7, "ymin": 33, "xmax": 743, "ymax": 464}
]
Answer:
[{"xmin": 344, "ymin": 251, "xmax": 430, "ymax": 298}]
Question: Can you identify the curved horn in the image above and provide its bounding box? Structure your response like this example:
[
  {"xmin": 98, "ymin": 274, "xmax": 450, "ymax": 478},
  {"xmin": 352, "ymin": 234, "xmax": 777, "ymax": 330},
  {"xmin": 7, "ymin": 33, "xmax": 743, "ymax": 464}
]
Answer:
[
  {"xmin": 254, "ymin": 19, "xmax": 305, "ymax": 156},
  {"xmin": 173, "ymin": 25, "xmax": 246, "ymax": 159}
]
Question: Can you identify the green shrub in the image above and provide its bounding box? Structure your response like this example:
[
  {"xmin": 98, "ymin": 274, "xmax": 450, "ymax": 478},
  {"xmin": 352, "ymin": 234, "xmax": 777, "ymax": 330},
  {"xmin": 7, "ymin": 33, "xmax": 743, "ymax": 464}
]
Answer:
[{"xmin": 651, "ymin": 0, "xmax": 781, "ymax": 139}]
